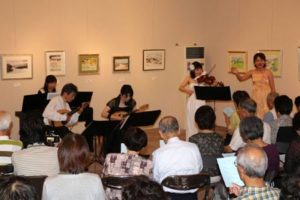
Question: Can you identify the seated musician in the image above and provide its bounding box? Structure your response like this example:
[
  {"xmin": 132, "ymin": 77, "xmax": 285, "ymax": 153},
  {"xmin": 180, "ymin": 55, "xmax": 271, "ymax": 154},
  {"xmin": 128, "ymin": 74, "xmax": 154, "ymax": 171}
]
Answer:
[
  {"xmin": 43, "ymin": 83, "xmax": 86, "ymax": 138},
  {"xmin": 101, "ymin": 84, "xmax": 136, "ymax": 121},
  {"xmin": 38, "ymin": 75, "xmax": 57, "ymax": 94}
]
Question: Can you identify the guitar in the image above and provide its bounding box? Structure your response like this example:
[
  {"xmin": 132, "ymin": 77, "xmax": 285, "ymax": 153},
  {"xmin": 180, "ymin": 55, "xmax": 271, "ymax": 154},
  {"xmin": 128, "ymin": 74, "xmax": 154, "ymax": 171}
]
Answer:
[
  {"xmin": 110, "ymin": 104, "xmax": 149, "ymax": 120},
  {"xmin": 49, "ymin": 102, "xmax": 90, "ymax": 127}
]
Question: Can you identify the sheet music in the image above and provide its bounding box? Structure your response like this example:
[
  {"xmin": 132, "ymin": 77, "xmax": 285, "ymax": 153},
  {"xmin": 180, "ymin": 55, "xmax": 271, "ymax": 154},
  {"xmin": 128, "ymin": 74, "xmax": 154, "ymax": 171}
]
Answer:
[
  {"xmin": 222, "ymin": 153, "xmax": 235, "ymax": 157},
  {"xmin": 217, "ymin": 156, "xmax": 244, "ymax": 187},
  {"xmin": 47, "ymin": 92, "xmax": 59, "ymax": 100}
]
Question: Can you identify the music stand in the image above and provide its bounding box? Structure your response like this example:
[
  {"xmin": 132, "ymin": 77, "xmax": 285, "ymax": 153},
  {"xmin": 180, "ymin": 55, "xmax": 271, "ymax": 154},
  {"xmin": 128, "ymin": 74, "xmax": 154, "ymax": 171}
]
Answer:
[
  {"xmin": 82, "ymin": 120, "xmax": 120, "ymax": 166},
  {"xmin": 107, "ymin": 110, "xmax": 161, "ymax": 154},
  {"xmin": 69, "ymin": 91, "xmax": 93, "ymax": 109},
  {"xmin": 22, "ymin": 94, "xmax": 48, "ymax": 112}
]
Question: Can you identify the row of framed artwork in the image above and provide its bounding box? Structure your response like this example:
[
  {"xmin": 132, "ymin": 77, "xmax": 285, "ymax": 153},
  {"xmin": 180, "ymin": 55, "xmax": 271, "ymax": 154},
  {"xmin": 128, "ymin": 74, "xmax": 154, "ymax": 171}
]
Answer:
[
  {"xmin": 0, "ymin": 49, "xmax": 166, "ymax": 80},
  {"xmin": 228, "ymin": 50, "xmax": 282, "ymax": 77}
]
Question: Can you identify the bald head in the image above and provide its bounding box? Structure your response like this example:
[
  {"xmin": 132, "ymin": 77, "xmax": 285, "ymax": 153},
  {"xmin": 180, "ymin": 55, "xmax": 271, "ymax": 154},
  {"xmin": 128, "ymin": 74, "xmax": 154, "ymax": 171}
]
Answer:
[
  {"xmin": 159, "ymin": 116, "xmax": 179, "ymax": 134},
  {"xmin": 0, "ymin": 111, "xmax": 12, "ymax": 134},
  {"xmin": 237, "ymin": 145, "xmax": 268, "ymax": 178}
]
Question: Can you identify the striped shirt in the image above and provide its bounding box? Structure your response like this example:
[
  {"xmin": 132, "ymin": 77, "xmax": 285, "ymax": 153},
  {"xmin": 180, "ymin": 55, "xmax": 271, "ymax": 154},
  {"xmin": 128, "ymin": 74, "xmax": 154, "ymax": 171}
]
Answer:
[
  {"xmin": 234, "ymin": 185, "xmax": 280, "ymax": 200},
  {"xmin": 0, "ymin": 136, "xmax": 22, "ymax": 165},
  {"xmin": 12, "ymin": 144, "xmax": 59, "ymax": 176}
]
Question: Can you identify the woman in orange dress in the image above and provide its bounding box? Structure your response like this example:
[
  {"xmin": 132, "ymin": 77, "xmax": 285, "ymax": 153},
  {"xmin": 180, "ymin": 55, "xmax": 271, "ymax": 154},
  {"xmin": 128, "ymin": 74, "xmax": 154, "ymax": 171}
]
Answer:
[{"xmin": 230, "ymin": 53, "xmax": 276, "ymax": 119}]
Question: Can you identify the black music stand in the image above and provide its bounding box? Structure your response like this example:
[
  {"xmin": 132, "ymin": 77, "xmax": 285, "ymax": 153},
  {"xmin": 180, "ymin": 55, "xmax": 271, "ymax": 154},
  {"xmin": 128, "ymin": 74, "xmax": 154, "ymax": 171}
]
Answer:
[
  {"xmin": 22, "ymin": 94, "xmax": 48, "ymax": 112},
  {"xmin": 69, "ymin": 91, "xmax": 93, "ymax": 109},
  {"xmin": 108, "ymin": 110, "xmax": 162, "ymax": 154},
  {"xmin": 82, "ymin": 120, "xmax": 120, "ymax": 166}
]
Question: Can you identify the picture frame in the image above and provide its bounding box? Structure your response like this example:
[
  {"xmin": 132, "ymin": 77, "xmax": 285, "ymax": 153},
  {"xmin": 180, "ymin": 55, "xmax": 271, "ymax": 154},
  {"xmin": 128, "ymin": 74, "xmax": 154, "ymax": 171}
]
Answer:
[
  {"xmin": 228, "ymin": 51, "xmax": 248, "ymax": 73},
  {"xmin": 113, "ymin": 56, "xmax": 130, "ymax": 71},
  {"xmin": 1, "ymin": 54, "xmax": 33, "ymax": 80},
  {"xmin": 45, "ymin": 51, "xmax": 66, "ymax": 76},
  {"xmin": 143, "ymin": 49, "xmax": 165, "ymax": 71},
  {"xmin": 258, "ymin": 50, "xmax": 282, "ymax": 77},
  {"xmin": 78, "ymin": 54, "xmax": 99, "ymax": 75}
]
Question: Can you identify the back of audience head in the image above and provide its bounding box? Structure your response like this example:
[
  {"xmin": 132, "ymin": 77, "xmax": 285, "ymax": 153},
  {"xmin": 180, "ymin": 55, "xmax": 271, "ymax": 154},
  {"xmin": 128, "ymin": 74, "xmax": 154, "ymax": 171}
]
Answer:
[
  {"xmin": 0, "ymin": 111, "xmax": 12, "ymax": 135},
  {"xmin": 266, "ymin": 91, "xmax": 279, "ymax": 110},
  {"xmin": 0, "ymin": 176, "xmax": 37, "ymax": 200},
  {"xmin": 232, "ymin": 90, "xmax": 250, "ymax": 107},
  {"xmin": 58, "ymin": 133, "xmax": 89, "ymax": 174},
  {"xmin": 237, "ymin": 145, "xmax": 268, "ymax": 179},
  {"xmin": 238, "ymin": 98, "xmax": 257, "ymax": 118},
  {"xmin": 159, "ymin": 116, "xmax": 179, "ymax": 134},
  {"xmin": 274, "ymin": 95, "xmax": 293, "ymax": 115},
  {"xmin": 124, "ymin": 127, "xmax": 147, "ymax": 152},
  {"xmin": 20, "ymin": 117, "xmax": 46, "ymax": 148},
  {"xmin": 122, "ymin": 176, "xmax": 168, "ymax": 200},
  {"xmin": 293, "ymin": 112, "xmax": 300, "ymax": 133},
  {"xmin": 195, "ymin": 105, "xmax": 216, "ymax": 130},
  {"xmin": 295, "ymin": 96, "xmax": 300, "ymax": 112},
  {"xmin": 240, "ymin": 116, "xmax": 264, "ymax": 143}
]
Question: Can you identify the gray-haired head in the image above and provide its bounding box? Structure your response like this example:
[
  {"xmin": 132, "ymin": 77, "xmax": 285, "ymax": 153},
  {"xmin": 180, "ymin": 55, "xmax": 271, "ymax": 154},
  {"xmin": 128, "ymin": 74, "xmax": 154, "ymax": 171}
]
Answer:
[
  {"xmin": 0, "ymin": 111, "xmax": 12, "ymax": 132},
  {"xmin": 239, "ymin": 98, "xmax": 257, "ymax": 114},
  {"xmin": 158, "ymin": 116, "xmax": 179, "ymax": 134},
  {"xmin": 237, "ymin": 145, "xmax": 268, "ymax": 178}
]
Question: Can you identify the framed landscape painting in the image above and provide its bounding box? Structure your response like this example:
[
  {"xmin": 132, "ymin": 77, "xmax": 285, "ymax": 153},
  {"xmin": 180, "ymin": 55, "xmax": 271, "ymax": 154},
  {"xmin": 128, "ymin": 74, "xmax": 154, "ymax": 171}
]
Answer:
[
  {"xmin": 143, "ymin": 49, "xmax": 165, "ymax": 71},
  {"xmin": 228, "ymin": 51, "xmax": 248, "ymax": 73},
  {"xmin": 79, "ymin": 54, "xmax": 99, "ymax": 75}
]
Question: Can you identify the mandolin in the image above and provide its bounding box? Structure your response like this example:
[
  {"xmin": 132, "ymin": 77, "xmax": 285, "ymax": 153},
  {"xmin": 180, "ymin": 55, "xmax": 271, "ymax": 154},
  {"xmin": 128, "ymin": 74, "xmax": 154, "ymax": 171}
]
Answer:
[
  {"xmin": 110, "ymin": 104, "xmax": 149, "ymax": 120},
  {"xmin": 49, "ymin": 102, "xmax": 90, "ymax": 127}
]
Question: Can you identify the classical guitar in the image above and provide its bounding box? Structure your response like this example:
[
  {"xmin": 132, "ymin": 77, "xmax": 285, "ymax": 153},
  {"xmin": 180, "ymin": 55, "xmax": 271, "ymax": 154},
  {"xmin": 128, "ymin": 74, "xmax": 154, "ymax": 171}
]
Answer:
[
  {"xmin": 49, "ymin": 102, "xmax": 90, "ymax": 127},
  {"xmin": 110, "ymin": 104, "xmax": 149, "ymax": 120}
]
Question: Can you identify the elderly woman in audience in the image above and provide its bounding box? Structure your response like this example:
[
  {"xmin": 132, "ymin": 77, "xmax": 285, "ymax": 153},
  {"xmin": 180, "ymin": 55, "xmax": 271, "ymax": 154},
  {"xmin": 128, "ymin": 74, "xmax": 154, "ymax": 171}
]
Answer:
[
  {"xmin": 284, "ymin": 112, "xmax": 300, "ymax": 174},
  {"xmin": 189, "ymin": 105, "xmax": 223, "ymax": 179},
  {"xmin": 240, "ymin": 116, "xmax": 280, "ymax": 177},
  {"xmin": 102, "ymin": 127, "xmax": 153, "ymax": 200},
  {"xmin": 42, "ymin": 133, "xmax": 105, "ymax": 200}
]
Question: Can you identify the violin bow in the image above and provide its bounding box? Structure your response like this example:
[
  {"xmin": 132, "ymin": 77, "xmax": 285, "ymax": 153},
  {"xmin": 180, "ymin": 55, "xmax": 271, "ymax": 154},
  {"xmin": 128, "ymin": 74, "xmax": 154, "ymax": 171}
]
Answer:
[{"xmin": 206, "ymin": 64, "xmax": 216, "ymax": 75}]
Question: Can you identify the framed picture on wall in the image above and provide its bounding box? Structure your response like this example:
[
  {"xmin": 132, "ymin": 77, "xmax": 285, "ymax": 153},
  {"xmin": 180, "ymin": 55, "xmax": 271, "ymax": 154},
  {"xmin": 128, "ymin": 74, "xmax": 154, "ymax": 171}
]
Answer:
[
  {"xmin": 79, "ymin": 54, "xmax": 99, "ymax": 75},
  {"xmin": 1, "ymin": 54, "xmax": 33, "ymax": 80},
  {"xmin": 258, "ymin": 50, "xmax": 282, "ymax": 77},
  {"xmin": 45, "ymin": 51, "xmax": 66, "ymax": 76},
  {"xmin": 113, "ymin": 56, "xmax": 130, "ymax": 71},
  {"xmin": 143, "ymin": 49, "xmax": 165, "ymax": 71},
  {"xmin": 228, "ymin": 51, "xmax": 248, "ymax": 73}
]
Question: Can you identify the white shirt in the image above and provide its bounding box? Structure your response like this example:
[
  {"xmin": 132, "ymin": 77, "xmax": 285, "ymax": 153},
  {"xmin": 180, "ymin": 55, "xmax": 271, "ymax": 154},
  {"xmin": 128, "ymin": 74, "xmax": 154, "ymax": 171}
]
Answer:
[
  {"xmin": 229, "ymin": 122, "xmax": 271, "ymax": 151},
  {"xmin": 0, "ymin": 135, "xmax": 22, "ymax": 164},
  {"xmin": 43, "ymin": 96, "xmax": 79, "ymax": 126},
  {"xmin": 12, "ymin": 145, "xmax": 59, "ymax": 176},
  {"xmin": 152, "ymin": 137, "xmax": 203, "ymax": 193},
  {"xmin": 42, "ymin": 173, "xmax": 105, "ymax": 200}
]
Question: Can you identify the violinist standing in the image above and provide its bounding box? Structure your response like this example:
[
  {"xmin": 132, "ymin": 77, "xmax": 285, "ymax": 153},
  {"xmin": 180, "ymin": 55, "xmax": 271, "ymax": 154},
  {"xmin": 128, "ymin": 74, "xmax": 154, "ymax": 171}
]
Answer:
[{"xmin": 179, "ymin": 61, "xmax": 206, "ymax": 140}]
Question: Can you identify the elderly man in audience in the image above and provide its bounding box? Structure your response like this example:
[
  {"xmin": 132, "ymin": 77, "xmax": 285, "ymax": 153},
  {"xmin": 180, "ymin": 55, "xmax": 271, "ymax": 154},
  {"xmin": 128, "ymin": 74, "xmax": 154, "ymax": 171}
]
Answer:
[
  {"xmin": 0, "ymin": 111, "xmax": 22, "ymax": 165},
  {"xmin": 270, "ymin": 95, "xmax": 293, "ymax": 144},
  {"xmin": 239, "ymin": 116, "xmax": 280, "ymax": 178},
  {"xmin": 12, "ymin": 116, "xmax": 59, "ymax": 176},
  {"xmin": 152, "ymin": 116, "xmax": 202, "ymax": 200},
  {"xmin": 229, "ymin": 145, "xmax": 280, "ymax": 199},
  {"xmin": 102, "ymin": 127, "xmax": 153, "ymax": 200},
  {"xmin": 224, "ymin": 98, "xmax": 271, "ymax": 153}
]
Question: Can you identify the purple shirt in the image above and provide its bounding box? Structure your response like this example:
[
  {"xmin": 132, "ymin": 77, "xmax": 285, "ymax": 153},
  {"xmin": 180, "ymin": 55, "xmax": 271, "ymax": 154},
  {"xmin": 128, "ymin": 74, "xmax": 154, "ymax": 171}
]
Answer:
[{"xmin": 263, "ymin": 144, "xmax": 280, "ymax": 176}]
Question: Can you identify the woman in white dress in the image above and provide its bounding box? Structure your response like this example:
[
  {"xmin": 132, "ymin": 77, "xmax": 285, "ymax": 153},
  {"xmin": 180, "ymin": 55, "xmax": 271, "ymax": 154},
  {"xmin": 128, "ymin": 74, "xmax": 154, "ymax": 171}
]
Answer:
[{"xmin": 179, "ymin": 61, "xmax": 206, "ymax": 140}]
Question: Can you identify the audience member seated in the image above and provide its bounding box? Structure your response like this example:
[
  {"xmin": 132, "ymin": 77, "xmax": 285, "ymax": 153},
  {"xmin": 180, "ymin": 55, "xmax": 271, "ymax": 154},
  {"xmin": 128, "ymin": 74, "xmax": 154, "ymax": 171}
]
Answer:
[
  {"xmin": 152, "ymin": 116, "xmax": 202, "ymax": 200},
  {"xmin": 11, "ymin": 116, "xmax": 59, "ymax": 176},
  {"xmin": 270, "ymin": 95, "xmax": 293, "ymax": 144},
  {"xmin": 102, "ymin": 127, "xmax": 153, "ymax": 200},
  {"xmin": 239, "ymin": 116, "xmax": 280, "ymax": 178},
  {"xmin": 42, "ymin": 133, "xmax": 105, "ymax": 200},
  {"xmin": 189, "ymin": 105, "xmax": 223, "ymax": 179},
  {"xmin": 284, "ymin": 112, "xmax": 300, "ymax": 174},
  {"xmin": 224, "ymin": 98, "xmax": 271, "ymax": 153},
  {"xmin": 0, "ymin": 111, "xmax": 22, "ymax": 165},
  {"xmin": 229, "ymin": 145, "xmax": 280, "ymax": 200},
  {"xmin": 263, "ymin": 92, "xmax": 279, "ymax": 125},
  {"xmin": 279, "ymin": 172, "xmax": 300, "ymax": 200},
  {"xmin": 122, "ymin": 175, "xmax": 168, "ymax": 200},
  {"xmin": 0, "ymin": 176, "xmax": 38, "ymax": 200},
  {"xmin": 224, "ymin": 90, "xmax": 250, "ymax": 135}
]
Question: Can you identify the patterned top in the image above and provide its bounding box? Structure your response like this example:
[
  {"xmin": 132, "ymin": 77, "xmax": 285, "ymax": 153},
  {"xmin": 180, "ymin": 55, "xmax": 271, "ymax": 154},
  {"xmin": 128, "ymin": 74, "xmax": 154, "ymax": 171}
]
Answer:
[
  {"xmin": 189, "ymin": 132, "xmax": 223, "ymax": 176},
  {"xmin": 270, "ymin": 114, "xmax": 293, "ymax": 144},
  {"xmin": 234, "ymin": 185, "xmax": 280, "ymax": 200},
  {"xmin": 102, "ymin": 153, "xmax": 153, "ymax": 200}
]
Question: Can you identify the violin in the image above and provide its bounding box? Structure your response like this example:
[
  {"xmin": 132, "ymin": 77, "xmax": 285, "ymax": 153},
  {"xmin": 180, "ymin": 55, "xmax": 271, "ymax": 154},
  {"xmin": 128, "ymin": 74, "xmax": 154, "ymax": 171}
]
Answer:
[{"xmin": 196, "ymin": 64, "xmax": 224, "ymax": 87}]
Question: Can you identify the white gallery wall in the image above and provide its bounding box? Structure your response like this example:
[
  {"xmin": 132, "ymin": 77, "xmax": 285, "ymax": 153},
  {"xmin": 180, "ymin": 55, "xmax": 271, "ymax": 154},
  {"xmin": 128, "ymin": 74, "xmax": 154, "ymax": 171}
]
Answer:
[{"xmin": 1, "ymin": 0, "xmax": 300, "ymax": 139}]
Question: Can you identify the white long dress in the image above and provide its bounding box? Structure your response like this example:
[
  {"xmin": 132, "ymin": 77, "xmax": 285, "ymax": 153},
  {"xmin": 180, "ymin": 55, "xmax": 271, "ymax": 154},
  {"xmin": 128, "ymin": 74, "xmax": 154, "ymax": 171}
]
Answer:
[{"xmin": 185, "ymin": 80, "xmax": 205, "ymax": 140}]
